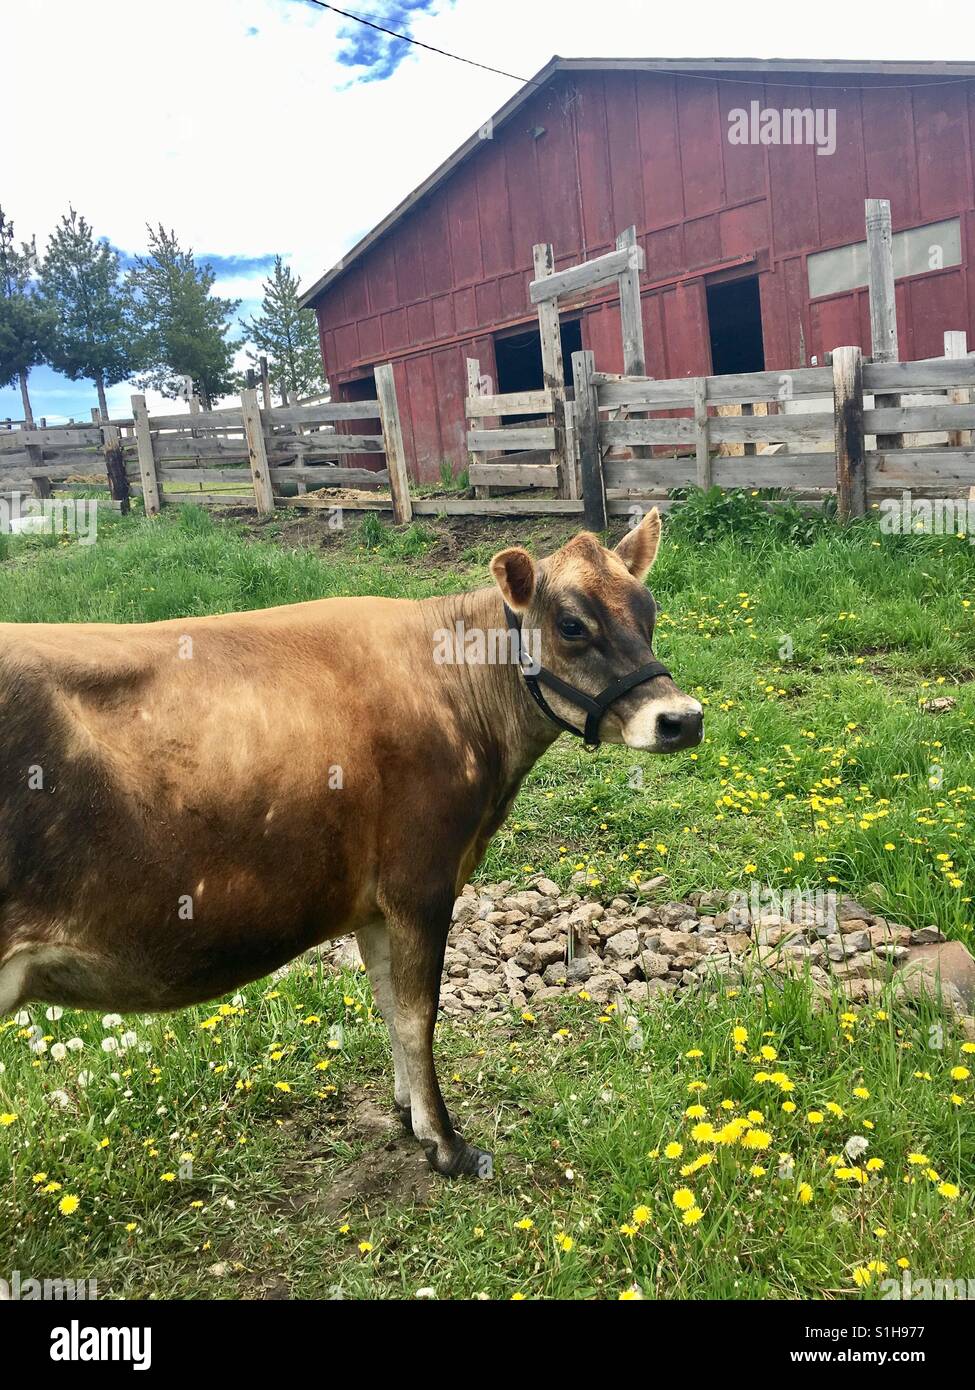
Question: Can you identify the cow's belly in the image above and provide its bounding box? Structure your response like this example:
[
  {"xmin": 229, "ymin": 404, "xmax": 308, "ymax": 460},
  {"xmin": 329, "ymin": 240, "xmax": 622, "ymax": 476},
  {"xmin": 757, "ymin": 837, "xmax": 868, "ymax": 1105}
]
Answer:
[
  {"xmin": 1, "ymin": 810, "xmax": 375, "ymax": 1012},
  {"xmin": 1, "ymin": 887, "xmax": 372, "ymax": 1014}
]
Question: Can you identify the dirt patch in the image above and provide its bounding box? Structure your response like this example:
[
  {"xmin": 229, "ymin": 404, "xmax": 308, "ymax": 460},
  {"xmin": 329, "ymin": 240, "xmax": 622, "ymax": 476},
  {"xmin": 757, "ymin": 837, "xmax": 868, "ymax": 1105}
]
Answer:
[
  {"xmin": 222, "ymin": 507, "xmax": 636, "ymax": 572},
  {"xmin": 277, "ymin": 1086, "xmax": 436, "ymax": 1222}
]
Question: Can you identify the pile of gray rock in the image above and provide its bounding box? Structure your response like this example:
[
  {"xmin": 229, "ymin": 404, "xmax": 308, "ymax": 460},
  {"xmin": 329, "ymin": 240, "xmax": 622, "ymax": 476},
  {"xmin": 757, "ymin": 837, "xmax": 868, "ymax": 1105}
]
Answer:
[{"xmin": 321, "ymin": 875, "xmax": 975, "ymax": 1034}]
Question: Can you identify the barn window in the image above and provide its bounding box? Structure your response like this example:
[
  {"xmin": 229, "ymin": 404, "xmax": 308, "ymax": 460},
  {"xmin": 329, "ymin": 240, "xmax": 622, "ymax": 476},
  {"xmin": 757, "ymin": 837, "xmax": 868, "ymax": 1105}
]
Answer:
[
  {"xmin": 493, "ymin": 320, "xmax": 582, "ymax": 396},
  {"xmin": 807, "ymin": 217, "xmax": 961, "ymax": 299}
]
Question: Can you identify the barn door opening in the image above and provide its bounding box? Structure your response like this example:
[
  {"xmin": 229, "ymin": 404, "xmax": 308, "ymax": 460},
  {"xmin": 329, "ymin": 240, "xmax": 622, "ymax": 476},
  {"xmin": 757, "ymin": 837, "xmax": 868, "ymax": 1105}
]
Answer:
[
  {"xmin": 493, "ymin": 320, "xmax": 582, "ymax": 397},
  {"xmin": 706, "ymin": 276, "xmax": 765, "ymax": 374}
]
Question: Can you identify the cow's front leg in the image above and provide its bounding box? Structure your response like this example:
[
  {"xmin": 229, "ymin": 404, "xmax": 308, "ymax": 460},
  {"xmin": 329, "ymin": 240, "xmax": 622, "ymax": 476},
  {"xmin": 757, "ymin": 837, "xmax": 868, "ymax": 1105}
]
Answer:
[
  {"xmin": 384, "ymin": 895, "xmax": 492, "ymax": 1178},
  {"xmin": 355, "ymin": 918, "xmax": 412, "ymax": 1129}
]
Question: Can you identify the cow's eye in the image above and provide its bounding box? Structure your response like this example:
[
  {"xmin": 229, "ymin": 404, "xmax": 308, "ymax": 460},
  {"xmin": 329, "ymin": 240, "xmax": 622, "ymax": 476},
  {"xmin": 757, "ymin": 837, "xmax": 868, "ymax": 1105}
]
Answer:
[{"xmin": 558, "ymin": 616, "xmax": 587, "ymax": 640}]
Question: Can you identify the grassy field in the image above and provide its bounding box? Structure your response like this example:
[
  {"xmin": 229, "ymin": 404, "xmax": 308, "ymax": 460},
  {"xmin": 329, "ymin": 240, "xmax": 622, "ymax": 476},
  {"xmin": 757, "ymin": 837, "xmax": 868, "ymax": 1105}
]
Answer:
[{"xmin": 1, "ymin": 499, "xmax": 973, "ymax": 1299}]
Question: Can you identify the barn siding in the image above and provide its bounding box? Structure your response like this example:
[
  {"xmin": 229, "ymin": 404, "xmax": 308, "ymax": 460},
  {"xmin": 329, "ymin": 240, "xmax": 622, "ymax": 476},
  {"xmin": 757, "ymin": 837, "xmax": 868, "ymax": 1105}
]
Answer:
[{"xmin": 314, "ymin": 69, "xmax": 975, "ymax": 482}]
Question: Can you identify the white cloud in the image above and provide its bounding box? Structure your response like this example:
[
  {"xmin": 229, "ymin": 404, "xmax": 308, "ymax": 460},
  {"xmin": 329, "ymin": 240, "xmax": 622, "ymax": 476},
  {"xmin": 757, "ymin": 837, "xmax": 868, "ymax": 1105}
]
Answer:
[{"xmin": 8, "ymin": 0, "xmax": 963, "ymax": 273}]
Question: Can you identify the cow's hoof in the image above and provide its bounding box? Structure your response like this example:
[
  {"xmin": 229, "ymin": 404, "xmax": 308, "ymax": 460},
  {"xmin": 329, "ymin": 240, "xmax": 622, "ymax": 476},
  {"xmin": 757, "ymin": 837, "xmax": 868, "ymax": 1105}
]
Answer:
[{"xmin": 424, "ymin": 1139, "xmax": 493, "ymax": 1179}]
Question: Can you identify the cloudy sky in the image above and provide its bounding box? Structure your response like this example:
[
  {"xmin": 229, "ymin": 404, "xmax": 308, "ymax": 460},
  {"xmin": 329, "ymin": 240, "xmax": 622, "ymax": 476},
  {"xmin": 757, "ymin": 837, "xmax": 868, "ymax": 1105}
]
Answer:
[{"xmin": 1, "ymin": 0, "xmax": 969, "ymax": 421}]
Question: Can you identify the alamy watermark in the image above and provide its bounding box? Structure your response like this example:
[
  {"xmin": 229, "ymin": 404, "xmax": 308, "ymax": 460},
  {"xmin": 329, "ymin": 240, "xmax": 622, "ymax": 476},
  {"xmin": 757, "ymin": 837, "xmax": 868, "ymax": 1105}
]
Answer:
[
  {"xmin": 880, "ymin": 1274, "xmax": 975, "ymax": 1300},
  {"xmin": 728, "ymin": 881, "xmax": 838, "ymax": 930},
  {"xmin": 728, "ymin": 102, "xmax": 836, "ymax": 156},
  {"xmin": 433, "ymin": 621, "xmax": 541, "ymax": 673},
  {"xmin": 0, "ymin": 492, "xmax": 97, "ymax": 544},
  {"xmin": 0, "ymin": 1269, "xmax": 97, "ymax": 1300},
  {"xmin": 878, "ymin": 490, "xmax": 975, "ymax": 542}
]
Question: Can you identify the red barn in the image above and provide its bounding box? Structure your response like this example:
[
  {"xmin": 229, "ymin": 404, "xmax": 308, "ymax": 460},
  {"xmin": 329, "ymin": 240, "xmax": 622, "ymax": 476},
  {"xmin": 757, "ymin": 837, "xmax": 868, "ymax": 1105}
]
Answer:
[{"xmin": 300, "ymin": 56, "xmax": 975, "ymax": 482}]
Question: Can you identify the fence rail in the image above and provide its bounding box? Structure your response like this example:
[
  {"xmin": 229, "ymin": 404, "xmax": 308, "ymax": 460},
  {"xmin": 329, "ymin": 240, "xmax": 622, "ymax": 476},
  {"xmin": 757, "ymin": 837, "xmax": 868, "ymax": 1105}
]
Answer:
[{"xmin": 465, "ymin": 357, "xmax": 573, "ymax": 496}]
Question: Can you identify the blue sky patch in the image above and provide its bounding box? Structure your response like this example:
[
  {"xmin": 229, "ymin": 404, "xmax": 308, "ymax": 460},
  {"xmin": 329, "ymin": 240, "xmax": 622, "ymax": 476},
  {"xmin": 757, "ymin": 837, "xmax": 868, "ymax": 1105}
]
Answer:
[{"xmin": 334, "ymin": 0, "xmax": 444, "ymax": 83}]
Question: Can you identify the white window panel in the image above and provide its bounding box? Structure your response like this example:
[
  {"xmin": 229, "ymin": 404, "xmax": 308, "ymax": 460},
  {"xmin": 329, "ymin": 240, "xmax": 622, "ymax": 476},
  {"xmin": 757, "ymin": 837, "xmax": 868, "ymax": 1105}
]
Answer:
[{"xmin": 808, "ymin": 217, "xmax": 962, "ymax": 299}]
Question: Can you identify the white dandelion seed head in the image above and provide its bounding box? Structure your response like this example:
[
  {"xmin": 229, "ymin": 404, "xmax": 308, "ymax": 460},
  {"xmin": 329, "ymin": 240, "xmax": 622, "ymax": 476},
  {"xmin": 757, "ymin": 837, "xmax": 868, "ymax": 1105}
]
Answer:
[
  {"xmin": 45, "ymin": 1006, "xmax": 64, "ymax": 1022},
  {"xmin": 844, "ymin": 1135, "xmax": 870, "ymax": 1160}
]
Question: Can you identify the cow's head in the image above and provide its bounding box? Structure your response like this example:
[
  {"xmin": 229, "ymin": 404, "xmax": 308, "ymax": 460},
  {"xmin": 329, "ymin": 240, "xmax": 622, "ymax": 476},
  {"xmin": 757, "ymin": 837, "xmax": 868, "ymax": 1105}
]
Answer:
[{"xmin": 490, "ymin": 509, "xmax": 703, "ymax": 752}]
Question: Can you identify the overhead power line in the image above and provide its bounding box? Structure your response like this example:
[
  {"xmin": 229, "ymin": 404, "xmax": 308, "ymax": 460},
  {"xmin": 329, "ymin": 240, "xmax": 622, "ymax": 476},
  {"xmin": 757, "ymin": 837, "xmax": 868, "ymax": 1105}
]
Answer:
[
  {"xmin": 302, "ymin": 1, "xmax": 539, "ymax": 85},
  {"xmin": 300, "ymin": 3, "xmax": 974, "ymax": 94}
]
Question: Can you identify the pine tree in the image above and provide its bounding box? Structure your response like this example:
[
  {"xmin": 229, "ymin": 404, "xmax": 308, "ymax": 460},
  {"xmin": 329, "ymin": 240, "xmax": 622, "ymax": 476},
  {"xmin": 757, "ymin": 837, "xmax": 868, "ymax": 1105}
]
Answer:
[
  {"xmin": 127, "ymin": 225, "xmax": 240, "ymax": 408},
  {"xmin": 39, "ymin": 207, "xmax": 135, "ymax": 420},
  {"xmin": 0, "ymin": 208, "xmax": 55, "ymax": 427},
  {"xmin": 245, "ymin": 256, "xmax": 325, "ymax": 401}
]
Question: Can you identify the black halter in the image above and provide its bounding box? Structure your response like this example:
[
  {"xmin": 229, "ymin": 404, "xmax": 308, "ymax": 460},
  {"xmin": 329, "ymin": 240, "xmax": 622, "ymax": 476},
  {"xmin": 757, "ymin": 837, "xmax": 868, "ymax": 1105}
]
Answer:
[{"xmin": 503, "ymin": 603, "xmax": 672, "ymax": 750}]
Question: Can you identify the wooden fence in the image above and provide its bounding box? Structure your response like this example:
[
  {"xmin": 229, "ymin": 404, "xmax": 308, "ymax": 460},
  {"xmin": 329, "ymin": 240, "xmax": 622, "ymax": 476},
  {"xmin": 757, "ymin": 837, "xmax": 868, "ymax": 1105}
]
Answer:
[
  {"xmin": 4, "ymin": 347, "xmax": 974, "ymax": 530},
  {"xmin": 0, "ymin": 362, "xmax": 414, "ymax": 525},
  {"xmin": 572, "ymin": 344, "xmax": 975, "ymax": 528}
]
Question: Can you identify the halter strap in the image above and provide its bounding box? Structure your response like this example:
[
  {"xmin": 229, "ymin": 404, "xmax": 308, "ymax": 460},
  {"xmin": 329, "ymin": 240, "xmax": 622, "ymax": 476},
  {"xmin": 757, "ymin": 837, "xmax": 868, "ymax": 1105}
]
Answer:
[{"xmin": 503, "ymin": 603, "xmax": 671, "ymax": 749}]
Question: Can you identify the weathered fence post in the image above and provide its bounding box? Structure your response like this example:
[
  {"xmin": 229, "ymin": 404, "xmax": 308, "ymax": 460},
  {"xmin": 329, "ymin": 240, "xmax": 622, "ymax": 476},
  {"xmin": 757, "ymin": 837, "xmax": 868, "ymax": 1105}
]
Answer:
[
  {"xmin": 103, "ymin": 421, "xmax": 130, "ymax": 515},
  {"xmin": 833, "ymin": 346, "xmax": 866, "ymax": 519},
  {"xmin": 131, "ymin": 395, "xmax": 162, "ymax": 516},
  {"xmin": 240, "ymin": 388, "xmax": 275, "ymax": 516},
  {"xmin": 694, "ymin": 378, "xmax": 711, "ymax": 488},
  {"xmin": 25, "ymin": 441, "xmax": 51, "ymax": 499},
  {"xmin": 616, "ymin": 226, "xmax": 646, "ymax": 377},
  {"xmin": 572, "ymin": 350, "xmax": 607, "ymax": 530},
  {"xmin": 375, "ymin": 362, "xmax": 413, "ymax": 526},
  {"xmin": 866, "ymin": 198, "xmax": 902, "ymax": 452},
  {"xmin": 533, "ymin": 242, "xmax": 573, "ymax": 499},
  {"xmin": 944, "ymin": 331, "xmax": 971, "ymax": 449},
  {"xmin": 467, "ymin": 357, "xmax": 488, "ymax": 499}
]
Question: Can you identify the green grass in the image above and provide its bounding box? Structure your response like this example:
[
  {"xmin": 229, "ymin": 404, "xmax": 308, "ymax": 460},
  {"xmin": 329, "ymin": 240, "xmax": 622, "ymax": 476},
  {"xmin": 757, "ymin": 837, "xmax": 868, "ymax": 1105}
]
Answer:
[{"xmin": 1, "ymin": 499, "xmax": 973, "ymax": 1299}]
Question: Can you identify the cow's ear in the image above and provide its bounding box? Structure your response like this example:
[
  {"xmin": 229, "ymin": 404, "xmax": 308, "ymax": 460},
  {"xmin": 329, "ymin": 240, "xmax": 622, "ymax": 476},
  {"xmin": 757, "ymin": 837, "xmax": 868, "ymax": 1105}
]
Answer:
[
  {"xmin": 615, "ymin": 507, "xmax": 661, "ymax": 582},
  {"xmin": 490, "ymin": 547, "xmax": 536, "ymax": 611}
]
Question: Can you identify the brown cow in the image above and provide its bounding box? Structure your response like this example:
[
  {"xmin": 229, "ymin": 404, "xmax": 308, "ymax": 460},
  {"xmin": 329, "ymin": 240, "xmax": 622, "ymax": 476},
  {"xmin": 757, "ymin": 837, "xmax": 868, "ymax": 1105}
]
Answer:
[{"xmin": 0, "ymin": 511, "xmax": 701, "ymax": 1176}]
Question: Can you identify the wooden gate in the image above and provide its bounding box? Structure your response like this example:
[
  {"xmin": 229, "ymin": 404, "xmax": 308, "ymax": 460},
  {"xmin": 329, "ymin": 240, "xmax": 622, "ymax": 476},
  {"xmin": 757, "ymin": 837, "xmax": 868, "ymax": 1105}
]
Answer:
[{"xmin": 465, "ymin": 227, "xmax": 648, "ymax": 498}]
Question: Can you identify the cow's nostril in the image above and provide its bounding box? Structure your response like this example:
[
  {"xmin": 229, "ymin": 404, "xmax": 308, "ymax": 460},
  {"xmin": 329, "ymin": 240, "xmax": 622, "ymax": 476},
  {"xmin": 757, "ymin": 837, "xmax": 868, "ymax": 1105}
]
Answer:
[
  {"xmin": 656, "ymin": 709, "xmax": 704, "ymax": 749},
  {"xmin": 657, "ymin": 713, "xmax": 685, "ymax": 742}
]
